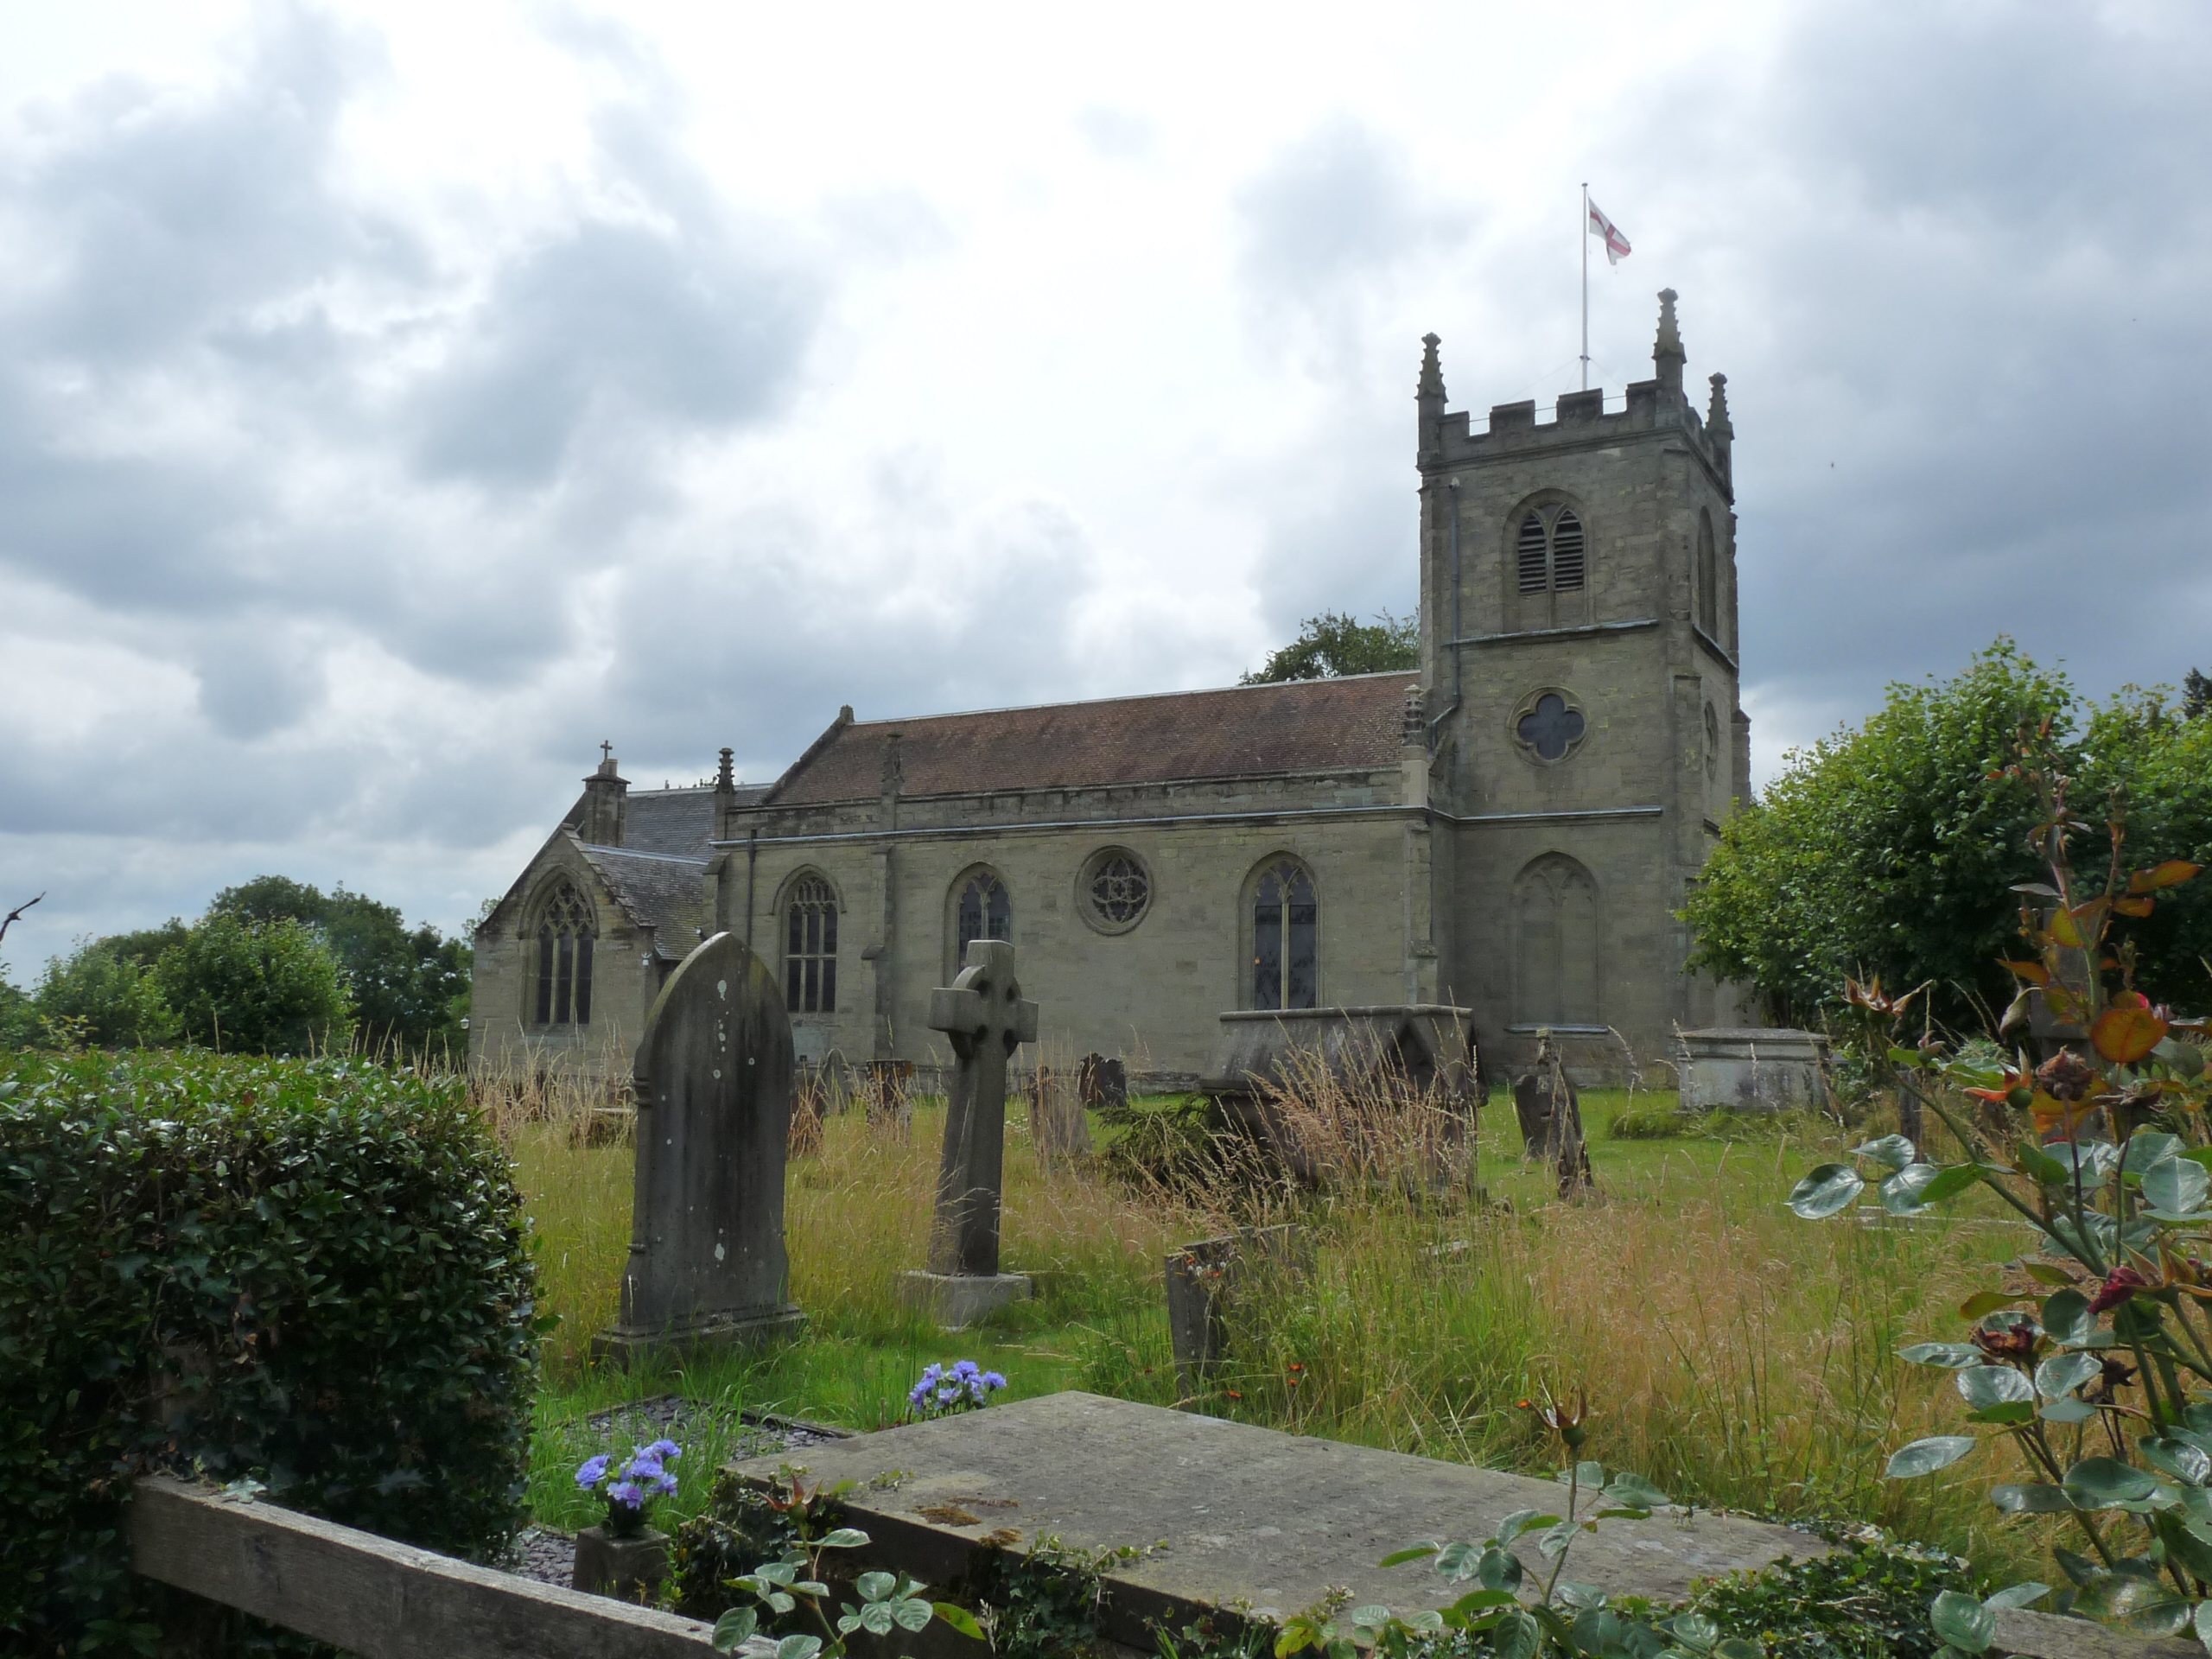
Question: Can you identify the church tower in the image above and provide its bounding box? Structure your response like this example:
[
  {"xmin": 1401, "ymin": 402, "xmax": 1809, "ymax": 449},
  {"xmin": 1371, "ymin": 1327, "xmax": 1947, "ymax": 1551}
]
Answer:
[{"xmin": 1414, "ymin": 291, "xmax": 1748, "ymax": 1078}]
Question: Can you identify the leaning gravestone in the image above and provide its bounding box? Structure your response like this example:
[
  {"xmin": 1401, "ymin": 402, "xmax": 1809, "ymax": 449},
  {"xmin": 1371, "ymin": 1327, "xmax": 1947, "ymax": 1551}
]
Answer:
[
  {"xmin": 902, "ymin": 939, "xmax": 1037, "ymax": 1328},
  {"xmin": 1163, "ymin": 1224, "xmax": 1305, "ymax": 1396},
  {"xmin": 593, "ymin": 932, "xmax": 804, "ymax": 1364}
]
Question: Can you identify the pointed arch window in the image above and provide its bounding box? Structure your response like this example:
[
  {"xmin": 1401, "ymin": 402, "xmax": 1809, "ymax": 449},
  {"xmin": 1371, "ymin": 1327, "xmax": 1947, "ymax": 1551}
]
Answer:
[
  {"xmin": 1252, "ymin": 859, "xmax": 1318, "ymax": 1011},
  {"xmin": 1696, "ymin": 511, "xmax": 1719, "ymax": 636},
  {"xmin": 785, "ymin": 875, "xmax": 839, "ymax": 1014},
  {"xmin": 1511, "ymin": 855, "xmax": 1599, "ymax": 1027},
  {"xmin": 1516, "ymin": 506, "xmax": 1586, "ymax": 594},
  {"xmin": 533, "ymin": 882, "xmax": 594, "ymax": 1027},
  {"xmin": 957, "ymin": 873, "xmax": 1011, "ymax": 959}
]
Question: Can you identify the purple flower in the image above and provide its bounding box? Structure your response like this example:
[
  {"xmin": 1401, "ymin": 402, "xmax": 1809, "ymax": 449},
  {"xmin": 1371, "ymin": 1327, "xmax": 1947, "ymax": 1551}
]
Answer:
[
  {"xmin": 982, "ymin": 1371, "xmax": 1007, "ymax": 1390},
  {"xmin": 607, "ymin": 1480, "xmax": 645, "ymax": 1510},
  {"xmin": 655, "ymin": 1473, "xmax": 678, "ymax": 1496},
  {"xmin": 952, "ymin": 1360, "xmax": 981, "ymax": 1381},
  {"xmin": 575, "ymin": 1454, "xmax": 611, "ymax": 1491},
  {"xmin": 626, "ymin": 1452, "xmax": 664, "ymax": 1483},
  {"xmin": 645, "ymin": 1439, "xmax": 682, "ymax": 1463}
]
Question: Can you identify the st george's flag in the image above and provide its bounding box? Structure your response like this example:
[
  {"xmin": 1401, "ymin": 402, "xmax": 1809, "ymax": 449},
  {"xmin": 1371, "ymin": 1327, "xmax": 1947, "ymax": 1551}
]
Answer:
[{"xmin": 1587, "ymin": 199, "xmax": 1631, "ymax": 264}]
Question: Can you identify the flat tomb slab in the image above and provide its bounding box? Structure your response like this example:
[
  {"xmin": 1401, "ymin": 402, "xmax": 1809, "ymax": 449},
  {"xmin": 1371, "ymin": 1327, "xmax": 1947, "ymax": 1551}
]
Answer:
[{"xmin": 728, "ymin": 1391, "xmax": 1822, "ymax": 1643}]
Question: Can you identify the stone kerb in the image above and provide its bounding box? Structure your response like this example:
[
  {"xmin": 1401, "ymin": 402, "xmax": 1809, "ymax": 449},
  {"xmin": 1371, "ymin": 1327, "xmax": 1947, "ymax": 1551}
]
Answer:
[
  {"xmin": 1675, "ymin": 1027, "xmax": 1831, "ymax": 1115},
  {"xmin": 594, "ymin": 931, "xmax": 803, "ymax": 1364}
]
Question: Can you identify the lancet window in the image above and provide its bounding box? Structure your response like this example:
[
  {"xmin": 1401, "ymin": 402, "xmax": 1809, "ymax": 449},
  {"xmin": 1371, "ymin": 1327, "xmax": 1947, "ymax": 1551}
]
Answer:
[
  {"xmin": 785, "ymin": 875, "xmax": 839, "ymax": 1014},
  {"xmin": 1252, "ymin": 859, "xmax": 1318, "ymax": 1011},
  {"xmin": 956, "ymin": 873, "xmax": 1011, "ymax": 960}
]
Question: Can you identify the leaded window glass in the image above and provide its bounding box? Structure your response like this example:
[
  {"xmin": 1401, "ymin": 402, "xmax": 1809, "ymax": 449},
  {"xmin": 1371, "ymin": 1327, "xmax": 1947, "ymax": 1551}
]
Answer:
[
  {"xmin": 957, "ymin": 873, "xmax": 1011, "ymax": 959},
  {"xmin": 1252, "ymin": 860, "xmax": 1317, "ymax": 1011},
  {"xmin": 785, "ymin": 875, "xmax": 838, "ymax": 1014},
  {"xmin": 532, "ymin": 882, "xmax": 594, "ymax": 1027}
]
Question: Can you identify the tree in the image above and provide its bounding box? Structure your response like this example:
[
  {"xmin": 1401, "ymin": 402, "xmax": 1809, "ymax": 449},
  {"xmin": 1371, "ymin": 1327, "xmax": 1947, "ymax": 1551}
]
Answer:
[
  {"xmin": 208, "ymin": 877, "xmax": 471, "ymax": 1055},
  {"xmin": 154, "ymin": 914, "xmax": 353, "ymax": 1055},
  {"xmin": 1241, "ymin": 611, "xmax": 1418, "ymax": 684},
  {"xmin": 2184, "ymin": 666, "xmax": 2211, "ymax": 721},
  {"xmin": 1686, "ymin": 640, "xmax": 2212, "ymax": 1029},
  {"xmin": 34, "ymin": 942, "xmax": 177, "ymax": 1047}
]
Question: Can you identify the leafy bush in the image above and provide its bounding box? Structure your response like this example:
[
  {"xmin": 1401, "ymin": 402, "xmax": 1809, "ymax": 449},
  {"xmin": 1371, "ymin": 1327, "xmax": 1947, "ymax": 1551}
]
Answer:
[
  {"xmin": 1242, "ymin": 610, "xmax": 1419, "ymax": 684},
  {"xmin": 1, "ymin": 1047, "xmax": 542, "ymax": 1652},
  {"xmin": 1606, "ymin": 1103, "xmax": 1689, "ymax": 1141},
  {"xmin": 153, "ymin": 913, "xmax": 353, "ymax": 1054},
  {"xmin": 1680, "ymin": 1538, "xmax": 1970, "ymax": 1658},
  {"xmin": 33, "ymin": 943, "xmax": 177, "ymax": 1047},
  {"xmin": 210, "ymin": 877, "xmax": 471, "ymax": 1056}
]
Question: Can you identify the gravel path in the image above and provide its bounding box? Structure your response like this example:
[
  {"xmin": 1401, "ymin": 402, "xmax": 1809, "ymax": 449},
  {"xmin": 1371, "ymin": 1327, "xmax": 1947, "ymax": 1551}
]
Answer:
[{"xmin": 505, "ymin": 1400, "xmax": 855, "ymax": 1592}]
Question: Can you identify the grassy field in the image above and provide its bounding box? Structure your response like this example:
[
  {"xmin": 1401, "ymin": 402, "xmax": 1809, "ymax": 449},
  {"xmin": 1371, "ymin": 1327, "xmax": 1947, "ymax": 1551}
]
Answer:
[{"xmin": 511, "ymin": 1088, "xmax": 2048, "ymax": 1580}]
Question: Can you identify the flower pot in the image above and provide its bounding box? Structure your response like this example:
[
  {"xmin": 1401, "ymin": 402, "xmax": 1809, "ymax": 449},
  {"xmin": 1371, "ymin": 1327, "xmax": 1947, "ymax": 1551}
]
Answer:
[{"xmin": 572, "ymin": 1524, "xmax": 669, "ymax": 1601}]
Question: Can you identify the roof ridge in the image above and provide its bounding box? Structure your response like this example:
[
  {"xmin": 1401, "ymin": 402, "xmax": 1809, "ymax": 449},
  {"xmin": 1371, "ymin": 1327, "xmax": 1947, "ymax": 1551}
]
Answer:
[{"xmin": 841, "ymin": 670, "xmax": 1421, "ymax": 729}]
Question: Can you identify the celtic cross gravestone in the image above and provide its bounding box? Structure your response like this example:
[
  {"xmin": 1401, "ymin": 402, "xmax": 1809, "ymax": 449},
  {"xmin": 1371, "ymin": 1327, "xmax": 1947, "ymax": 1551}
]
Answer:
[
  {"xmin": 902, "ymin": 938, "xmax": 1038, "ymax": 1327},
  {"xmin": 593, "ymin": 931, "xmax": 804, "ymax": 1363}
]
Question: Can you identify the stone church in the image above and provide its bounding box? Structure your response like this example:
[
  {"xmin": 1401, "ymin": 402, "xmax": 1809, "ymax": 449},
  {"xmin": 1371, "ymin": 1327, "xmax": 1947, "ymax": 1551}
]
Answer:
[{"xmin": 469, "ymin": 291, "xmax": 1748, "ymax": 1085}]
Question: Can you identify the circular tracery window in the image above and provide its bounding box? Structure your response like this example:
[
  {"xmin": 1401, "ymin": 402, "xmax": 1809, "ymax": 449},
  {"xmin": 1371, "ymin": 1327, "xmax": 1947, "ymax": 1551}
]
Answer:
[
  {"xmin": 1511, "ymin": 688, "xmax": 1588, "ymax": 764},
  {"xmin": 1082, "ymin": 849, "xmax": 1151, "ymax": 933}
]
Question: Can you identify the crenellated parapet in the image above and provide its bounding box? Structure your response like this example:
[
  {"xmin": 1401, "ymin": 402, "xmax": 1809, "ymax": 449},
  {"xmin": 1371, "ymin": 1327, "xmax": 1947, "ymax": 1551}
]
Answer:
[{"xmin": 1416, "ymin": 291, "xmax": 1732, "ymax": 501}]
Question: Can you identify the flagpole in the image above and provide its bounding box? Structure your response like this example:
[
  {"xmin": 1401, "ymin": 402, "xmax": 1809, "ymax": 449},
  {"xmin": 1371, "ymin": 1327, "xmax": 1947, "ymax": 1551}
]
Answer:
[{"xmin": 1580, "ymin": 182, "xmax": 1590, "ymax": 392}]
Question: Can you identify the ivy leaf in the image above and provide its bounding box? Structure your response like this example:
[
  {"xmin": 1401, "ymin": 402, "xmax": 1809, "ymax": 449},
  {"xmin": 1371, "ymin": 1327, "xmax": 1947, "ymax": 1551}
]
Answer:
[
  {"xmin": 855, "ymin": 1571, "xmax": 896, "ymax": 1601},
  {"xmin": 890, "ymin": 1597, "xmax": 934, "ymax": 1632},
  {"xmin": 1886, "ymin": 1436, "xmax": 1977, "ymax": 1478},
  {"xmin": 1788, "ymin": 1164, "xmax": 1865, "ymax": 1219},
  {"xmin": 775, "ymin": 1637, "xmax": 823, "ymax": 1659}
]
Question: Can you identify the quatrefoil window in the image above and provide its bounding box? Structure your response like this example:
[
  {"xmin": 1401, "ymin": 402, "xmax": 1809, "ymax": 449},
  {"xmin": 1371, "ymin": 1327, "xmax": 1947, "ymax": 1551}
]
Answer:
[
  {"xmin": 1514, "ymin": 690, "xmax": 1588, "ymax": 764},
  {"xmin": 1080, "ymin": 849, "xmax": 1152, "ymax": 934}
]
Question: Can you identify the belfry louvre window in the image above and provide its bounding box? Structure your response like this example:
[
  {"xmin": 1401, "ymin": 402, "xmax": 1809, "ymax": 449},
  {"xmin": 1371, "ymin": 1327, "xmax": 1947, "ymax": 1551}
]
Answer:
[
  {"xmin": 1516, "ymin": 507, "xmax": 1586, "ymax": 594},
  {"xmin": 957, "ymin": 874, "xmax": 1011, "ymax": 959},
  {"xmin": 785, "ymin": 876, "xmax": 838, "ymax": 1014},
  {"xmin": 1252, "ymin": 860, "xmax": 1318, "ymax": 1012},
  {"xmin": 533, "ymin": 883, "xmax": 594, "ymax": 1027}
]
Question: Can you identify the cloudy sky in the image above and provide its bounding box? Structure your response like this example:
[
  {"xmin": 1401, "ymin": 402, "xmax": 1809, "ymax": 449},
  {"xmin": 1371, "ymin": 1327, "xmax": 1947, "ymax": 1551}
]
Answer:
[{"xmin": 2, "ymin": 0, "xmax": 2207, "ymax": 976}]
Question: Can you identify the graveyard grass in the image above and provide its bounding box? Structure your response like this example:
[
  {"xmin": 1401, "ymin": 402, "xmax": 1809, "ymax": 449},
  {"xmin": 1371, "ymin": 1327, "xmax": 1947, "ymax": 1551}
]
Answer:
[{"xmin": 506, "ymin": 1084, "xmax": 2050, "ymax": 1587}]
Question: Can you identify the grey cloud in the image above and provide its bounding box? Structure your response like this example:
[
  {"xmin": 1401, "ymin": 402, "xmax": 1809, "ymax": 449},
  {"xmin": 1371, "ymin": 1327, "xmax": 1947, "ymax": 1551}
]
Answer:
[
  {"xmin": 410, "ymin": 217, "xmax": 816, "ymax": 485},
  {"xmin": 1236, "ymin": 119, "xmax": 1465, "ymax": 304}
]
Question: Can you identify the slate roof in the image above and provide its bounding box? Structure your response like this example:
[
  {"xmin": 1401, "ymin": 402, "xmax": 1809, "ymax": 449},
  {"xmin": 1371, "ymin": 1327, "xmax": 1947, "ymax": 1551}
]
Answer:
[
  {"xmin": 761, "ymin": 672, "xmax": 1421, "ymax": 806},
  {"xmin": 577, "ymin": 844, "xmax": 715, "ymax": 960},
  {"xmin": 560, "ymin": 784, "xmax": 766, "ymax": 860}
]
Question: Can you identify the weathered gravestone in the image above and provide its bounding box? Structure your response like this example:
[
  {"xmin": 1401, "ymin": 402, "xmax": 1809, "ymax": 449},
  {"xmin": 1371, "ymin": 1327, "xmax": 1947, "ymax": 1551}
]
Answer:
[
  {"xmin": 1513, "ymin": 1028, "xmax": 1592, "ymax": 1198},
  {"xmin": 901, "ymin": 939, "xmax": 1038, "ymax": 1328},
  {"xmin": 1163, "ymin": 1224, "xmax": 1306, "ymax": 1397},
  {"xmin": 593, "ymin": 932, "xmax": 803, "ymax": 1364},
  {"xmin": 1032, "ymin": 1064, "xmax": 1093, "ymax": 1172},
  {"xmin": 1675, "ymin": 1028, "xmax": 1831, "ymax": 1115},
  {"xmin": 1077, "ymin": 1052, "xmax": 1128, "ymax": 1112}
]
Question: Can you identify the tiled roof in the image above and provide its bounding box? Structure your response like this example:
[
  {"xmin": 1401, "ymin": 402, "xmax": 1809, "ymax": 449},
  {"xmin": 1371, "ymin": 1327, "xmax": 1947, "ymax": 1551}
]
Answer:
[
  {"xmin": 762, "ymin": 672, "xmax": 1420, "ymax": 806},
  {"xmin": 580, "ymin": 844, "xmax": 714, "ymax": 959}
]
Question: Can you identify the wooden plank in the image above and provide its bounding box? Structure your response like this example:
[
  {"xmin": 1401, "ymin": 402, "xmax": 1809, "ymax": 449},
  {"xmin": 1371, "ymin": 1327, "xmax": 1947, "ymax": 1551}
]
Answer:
[{"xmin": 128, "ymin": 1477, "xmax": 742, "ymax": 1659}]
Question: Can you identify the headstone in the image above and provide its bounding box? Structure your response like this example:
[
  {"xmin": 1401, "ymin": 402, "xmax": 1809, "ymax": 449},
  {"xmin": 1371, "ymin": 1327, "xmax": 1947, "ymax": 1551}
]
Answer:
[
  {"xmin": 1033, "ymin": 1064, "xmax": 1093, "ymax": 1172},
  {"xmin": 1514, "ymin": 1028, "xmax": 1592, "ymax": 1198},
  {"xmin": 1675, "ymin": 1028, "xmax": 1831, "ymax": 1115},
  {"xmin": 901, "ymin": 939, "xmax": 1038, "ymax": 1328},
  {"xmin": 592, "ymin": 932, "xmax": 803, "ymax": 1364},
  {"xmin": 1163, "ymin": 1224, "xmax": 1305, "ymax": 1396},
  {"xmin": 1077, "ymin": 1052, "xmax": 1128, "ymax": 1112},
  {"xmin": 860, "ymin": 1059, "xmax": 914, "ymax": 1134}
]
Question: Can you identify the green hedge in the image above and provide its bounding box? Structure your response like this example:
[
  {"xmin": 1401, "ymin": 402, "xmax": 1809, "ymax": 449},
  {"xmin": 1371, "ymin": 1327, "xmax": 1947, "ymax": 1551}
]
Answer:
[{"xmin": 1, "ymin": 1048, "xmax": 544, "ymax": 1654}]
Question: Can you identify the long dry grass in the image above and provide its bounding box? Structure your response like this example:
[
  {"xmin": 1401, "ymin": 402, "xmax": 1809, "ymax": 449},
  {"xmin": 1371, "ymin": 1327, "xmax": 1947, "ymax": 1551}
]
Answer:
[{"xmin": 488, "ymin": 1059, "xmax": 2053, "ymax": 1580}]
